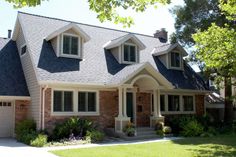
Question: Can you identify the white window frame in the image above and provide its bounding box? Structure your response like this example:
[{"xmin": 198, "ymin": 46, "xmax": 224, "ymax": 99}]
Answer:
[
  {"xmin": 77, "ymin": 90, "xmax": 100, "ymax": 116},
  {"xmin": 51, "ymin": 88, "xmax": 99, "ymax": 116},
  {"xmin": 121, "ymin": 43, "xmax": 138, "ymax": 64},
  {"xmin": 161, "ymin": 93, "xmax": 196, "ymax": 114},
  {"xmin": 20, "ymin": 44, "xmax": 27, "ymax": 57},
  {"xmin": 169, "ymin": 51, "xmax": 182, "ymax": 70},
  {"xmin": 60, "ymin": 33, "xmax": 81, "ymax": 59}
]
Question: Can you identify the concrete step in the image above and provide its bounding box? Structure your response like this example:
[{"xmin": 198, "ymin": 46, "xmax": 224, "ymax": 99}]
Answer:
[
  {"xmin": 136, "ymin": 131, "xmax": 157, "ymax": 136},
  {"xmin": 136, "ymin": 127, "xmax": 154, "ymax": 132}
]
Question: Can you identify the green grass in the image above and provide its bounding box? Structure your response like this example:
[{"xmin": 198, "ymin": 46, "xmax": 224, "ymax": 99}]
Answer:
[{"xmin": 51, "ymin": 135, "xmax": 236, "ymax": 157}]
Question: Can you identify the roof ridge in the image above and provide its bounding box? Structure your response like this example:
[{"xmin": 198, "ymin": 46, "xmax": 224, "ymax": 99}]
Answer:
[{"xmin": 18, "ymin": 11, "xmax": 155, "ymax": 38}]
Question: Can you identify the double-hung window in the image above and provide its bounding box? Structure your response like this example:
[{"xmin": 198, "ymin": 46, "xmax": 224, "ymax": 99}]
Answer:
[
  {"xmin": 78, "ymin": 91, "xmax": 97, "ymax": 112},
  {"xmin": 123, "ymin": 44, "xmax": 137, "ymax": 63},
  {"xmin": 53, "ymin": 90, "xmax": 73, "ymax": 112},
  {"xmin": 168, "ymin": 95, "xmax": 180, "ymax": 111},
  {"xmin": 170, "ymin": 52, "xmax": 181, "ymax": 68},
  {"xmin": 62, "ymin": 34, "xmax": 80, "ymax": 57},
  {"xmin": 183, "ymin": 96, "xmax": 194, "ymax": 111}
]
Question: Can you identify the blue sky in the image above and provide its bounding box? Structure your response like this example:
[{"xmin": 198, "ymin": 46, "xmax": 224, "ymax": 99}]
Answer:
[{"xmin": 0, "ymin": 0, "xmax": 184, "ymax": 38}]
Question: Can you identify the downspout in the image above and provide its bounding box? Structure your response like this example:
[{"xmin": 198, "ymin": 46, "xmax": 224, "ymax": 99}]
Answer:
[{"xmin": 42, "ymin": 85, "xmax": 48, "ymax": 130}]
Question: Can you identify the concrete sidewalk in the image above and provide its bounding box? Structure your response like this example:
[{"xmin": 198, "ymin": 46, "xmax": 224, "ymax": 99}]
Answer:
[
  {"xmin": 43, "ymin": 137, "xmax": 182, "ymax": 151},
  {"xmin": 0, "ymin": 138, "xmax": 57, "ymax": 157}
]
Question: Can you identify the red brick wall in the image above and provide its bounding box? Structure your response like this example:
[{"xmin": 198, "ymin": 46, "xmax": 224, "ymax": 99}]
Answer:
[
  {"xmin": 44, "ymin": 88, "xmax": 118, "ymax": 132},
  {"xmin": 136, "ymin": 92, "xmax": 151, "ymax": 127},
  {"xmin": 195, "ymin": 95, "xmax": 205, "ymax": 115},
  {"xmin": 15, "ymin": 100, "xmax": 30, "ymax": 126}
]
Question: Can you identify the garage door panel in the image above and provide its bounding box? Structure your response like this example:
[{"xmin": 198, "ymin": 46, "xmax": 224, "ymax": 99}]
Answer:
[{"xmin": 0, "ymin": 101, "xmax": 13, "ymax": 137}]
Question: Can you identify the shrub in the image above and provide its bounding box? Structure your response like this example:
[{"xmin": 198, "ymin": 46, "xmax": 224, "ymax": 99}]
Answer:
[
  {"xmin": 86, "ymin": 130, "xmax": 104, "ymax": 143},
  {"xmin": 30, "ymin": 134, "xmax": 47, "ymax": 147},
  {"xmin": 15, "ymin": 119, "xmax": 36, "ymax": 141},
  {"xmin": 163, "ymin": 126, "xmax": 172, "ymax": 134},
  {"xmin": 181, "ymin": 120, "xmax": 204, "ymax": 137},
  {"xmin": 123, "ymin": 122, "xmax": 135, "ymax": 136},
  {"xmin": 155, "ymin": 122, "xmax": 164, "ymax": 131},
  {"xmin": 156, "ymin": 130, "xmax": 164, "ymax": 137},
  {"xmin": 52, "ymin": 117, "xmax": 94, "ymax": 140}
]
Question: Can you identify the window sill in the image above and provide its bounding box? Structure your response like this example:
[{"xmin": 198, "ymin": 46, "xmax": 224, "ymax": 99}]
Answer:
[
  {"xmin": 122, "ymin": 61, "xmax": 138, "ymax": 64},
  {"xmin": 51, "ymin": 112, "xmax": 100, "ymax": 116},
  {"xmin": 59, "ymin": 54, "xmax": 82, "ymax": 59}
]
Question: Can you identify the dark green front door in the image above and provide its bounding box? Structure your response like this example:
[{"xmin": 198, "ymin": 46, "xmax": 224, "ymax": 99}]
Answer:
[{"xmin": 126, "ymin": 92, "xmax": 134, "ymax": 122}]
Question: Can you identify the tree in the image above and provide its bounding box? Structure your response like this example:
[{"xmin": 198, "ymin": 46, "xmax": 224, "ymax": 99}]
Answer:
[
  {"xmin": 192, "ymin": 1, "xmax": 236, "ymax": 122},
  {"xmin": 170, "ymin": 0, "xmax": 228, "ymax": 47},
  {"xmin": 4, "ymin": 0, "xmax": 170, "ymax": 27}
]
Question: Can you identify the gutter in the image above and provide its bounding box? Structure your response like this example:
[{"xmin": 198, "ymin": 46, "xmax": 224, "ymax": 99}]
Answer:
[{"xmin": 41, "ymin": 85, "xmax": 48, "ymax": 130}]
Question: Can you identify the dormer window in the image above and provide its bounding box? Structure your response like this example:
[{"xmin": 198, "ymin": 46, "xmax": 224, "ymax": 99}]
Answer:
[
  {"xmin": 123, "ymin": 44, "xmax": 137, "ymax": 63},
  {"xmin": 170, "ymin": 51, "xmax": 181, "ymax": 68},
  {"xmin": 61, "ymin": 34, "xmax": 80, "ymax": 58}
]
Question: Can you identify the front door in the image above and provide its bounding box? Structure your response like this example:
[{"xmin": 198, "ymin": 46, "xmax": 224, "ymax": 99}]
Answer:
[{"xmin": 126, "ymin": 92, "xmax": 134, "ymax": 122}]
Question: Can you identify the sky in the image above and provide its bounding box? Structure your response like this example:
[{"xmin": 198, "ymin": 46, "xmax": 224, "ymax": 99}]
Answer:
[{"xmin": 0, "ymin": 0, "xmax": 200, "ymax": 71}]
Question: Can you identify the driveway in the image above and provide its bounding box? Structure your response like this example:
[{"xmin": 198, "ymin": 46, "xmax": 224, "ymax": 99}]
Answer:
[{"xmin": 0, "ymin": 138, "xmax": 57, "ymax": 157}]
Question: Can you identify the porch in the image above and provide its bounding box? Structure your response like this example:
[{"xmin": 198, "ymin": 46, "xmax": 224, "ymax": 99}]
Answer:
[{"xmin": 115, "ymin": 74, "xmax": 166, "ymax": 133}]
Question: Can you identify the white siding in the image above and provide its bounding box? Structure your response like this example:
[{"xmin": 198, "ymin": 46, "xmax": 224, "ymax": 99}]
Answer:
[{"xmin": 16, "ymin": 27, "xmax": 41, "ymax": 129}]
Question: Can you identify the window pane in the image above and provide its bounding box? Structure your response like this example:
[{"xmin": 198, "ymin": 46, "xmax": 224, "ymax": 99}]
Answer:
[
  {"xmin": 21, "ymin": 45, "xmax": 27, "ymax": 56},
  {"xmin": 63, "ymin": 35, "xmax": 70, "ymax": 54},
  {"xmin": 53, "ymin": 91, "xmax": 62, "ymax": 112},
  {"xmin": 71, "ymin": 37, "xmax": 78, "ymax": 55},
  {"xmin": 124, "ymin": 45, "xmax": 129, "ymax": 61},
  {"xmin": 171, "ymin": 52, "xmax": 180, "ymax": 67},
  {"xmin": 88, "ymin": 92, "xmax": 96, "ymax": 112},
  {"xmin": 129, "ymin": 46, "xmax": 136, "ymax": 62},
  {"xmin": 78, "ymin": 92, "xmax": 86, "ymax": 111},
  {"xmin": 64, "ymin": 91, "xmax": 73, "ymax": 111},
  {"xmin": 160, "ymin": 95, "xmax": 165, "ymax": 111},
  {"xmin": 175, "ymin": 53, "xmax": 180, "ymax": 67},
  {"xmin": 168, "ymin": 95, "xmax": 180, "ymax": 111},
  {"xmin": 183, "ymin": 96, "xmax": 194, "ymax": 111}
]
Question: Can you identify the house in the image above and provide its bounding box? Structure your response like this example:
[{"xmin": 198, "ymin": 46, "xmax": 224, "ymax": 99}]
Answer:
[{"xmin": 0, "ymin": 12, "xmax": 209, "ymax": 137}]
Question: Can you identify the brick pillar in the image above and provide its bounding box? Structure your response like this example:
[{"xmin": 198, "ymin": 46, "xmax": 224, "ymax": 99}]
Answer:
[{"xmin": 15, "ymin": 100, "xmax": 30, "ymax": 126}]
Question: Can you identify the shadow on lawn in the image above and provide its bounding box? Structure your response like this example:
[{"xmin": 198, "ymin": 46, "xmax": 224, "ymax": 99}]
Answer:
[{"xmin": 172, "ymin": 137, "xmax": 236, "ymax": 157}]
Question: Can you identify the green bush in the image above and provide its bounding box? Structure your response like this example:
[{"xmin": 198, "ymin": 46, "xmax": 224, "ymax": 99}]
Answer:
[
  {"xmin": 181, "ymin": 120, "xmax": 204, "ymax": 137},
  {"xmin": 30, "ymin": 134, "xmax": 47, "ymax": 147},
  {"xmin": 52, "ymin": 117, "xmax": 94, "ymax": 140},
  {"xmin": 86, "ymin": 130, "xmax": 104, "ymax": 143},
  {"xmin": 15, "ymin": 119, "xmax": 36, "ymax": 141},
  {"xmin": 156, "ymin": 130, "xmax": 164, "ymax": 137},
  {"xmin": 123, "ymin": 122, "xmax": 135, "ymax": 136}
]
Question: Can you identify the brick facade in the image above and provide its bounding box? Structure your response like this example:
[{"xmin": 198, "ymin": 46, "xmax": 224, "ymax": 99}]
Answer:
[
  {"xmin": 136, "ymin": 92, "xmax": 151, "ymax": 127},
  {"xmin": 15, "ymin": 100, "xmax": 30, "ymax": 126},
  {"xmin": 195, "ymin": 95, "xmax": 205, "ymax": 115},
  {"xmin": 44, "ymin": 88, "xmax": 119, "ymax": 132}
]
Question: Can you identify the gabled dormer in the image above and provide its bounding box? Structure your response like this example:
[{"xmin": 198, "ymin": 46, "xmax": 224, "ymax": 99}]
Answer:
[
  {"xmin": 152, "ymin": 43, "xmax": 188, "ymax": 70},
  {"xmin": 103, "ymin": 34, "xmax": 146, "ymax": 64},
  {"xmin": 45, "ymin": 23, "xmax": 90, "ymax": 59}
]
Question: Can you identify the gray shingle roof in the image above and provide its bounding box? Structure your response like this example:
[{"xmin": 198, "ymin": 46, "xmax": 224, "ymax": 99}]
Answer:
[
  {"xmin": 18, "ymin": 12, "xmax": 208, "ymax": 90},
  {"xmin": 0, "ymin": 38, "xmax": 29, "ymax": 96}
]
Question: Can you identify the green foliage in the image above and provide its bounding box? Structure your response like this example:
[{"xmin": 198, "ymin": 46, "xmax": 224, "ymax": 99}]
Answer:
[
  {"xmin": 156, "ymin": 130, "xmax": 164, "ymax": 137},
  {"xmin": 86, "ymin": 130, "xmax": 104, "ymax": 143},
  {"xmin": 170, "ymin": 0, "xmax": 228, "ymax": 47},
  {"xmin": 30, "ymin": 134, "xmax": 48, "ymax": 147},
  {"xmin": 15, "ymin": 119, "xmax": 36, "ymax": 142},
  {"xmin": 4, "ymin": 0, "xmax": 170, "ymax": 27},
  {"xmin": 52, "ymin": 117, "xmax": 94, "ymax": 140},
  {"xmin": 155, "ymin": 122, "xmax": 164, "ymax": 131},
  {"xmin": 163, "ymin": 126, "xmax": 172, "ymax": 134},
  {"xmin": 123, "ymin": 122, "xmax": 135, "ymax": 136},
  {"xmin": 219, "ymin": 0, "xmax": 236, "ymax": 20},
  {"xmin": 181, "ymin": 119, "xmax": 204, "ymax": 137}
]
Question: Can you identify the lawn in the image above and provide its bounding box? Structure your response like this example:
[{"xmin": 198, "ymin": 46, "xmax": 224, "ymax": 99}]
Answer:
[{"xmin": 51, "ymin": 135, "xmax": 236, "ymax": 157}]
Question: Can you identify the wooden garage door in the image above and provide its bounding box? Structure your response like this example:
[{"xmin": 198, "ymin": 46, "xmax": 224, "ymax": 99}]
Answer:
[{"xmin": 0, "ymin": 101, "xmax": 14, "ymax": 137}]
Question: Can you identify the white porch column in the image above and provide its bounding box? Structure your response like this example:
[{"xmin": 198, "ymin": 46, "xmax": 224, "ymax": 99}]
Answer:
[
  {"xmin": 153, "ymin": 89, "xmax": 158, "ymax": 117},
  {"xmin": 118, "ymin": 87, "xmax": 123, "ymax": 118},
  {"xmin": 157, "ymin": 89, "xmax": 161, "ymax": 117},
  {"xmin": 123, "ymin": 87, "xmax": 127, "ymax": 117}
]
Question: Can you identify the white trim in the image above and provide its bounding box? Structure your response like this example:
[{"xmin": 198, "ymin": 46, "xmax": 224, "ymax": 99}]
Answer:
[
  {"xmin": 121, "ymin": 43, "xmax": 139, "ymax": 64},
  {"xmin": 130, "ymin": 74, "xmax": 160, "ymax": 88},
  {"xmin": 0, "ymin": 96, "xmax": 31, "ymax": 100},
  {"xmin": 45, "ymin": 23, "xmax": 90, "ymax": 42},
  {"xmin": 20, "ymin": 43, "xmax": 27, "ymax": 57},
  {"xmin": 60, "ymin": 33, "xmax": 81, "ymax": 59},
  {"xmin": 152, "ymin": 43, "xmax": 188, "ymax": 57},
  {"xmin": 51, "ymin": 88, "xmax": 100, "ymax": 116}
]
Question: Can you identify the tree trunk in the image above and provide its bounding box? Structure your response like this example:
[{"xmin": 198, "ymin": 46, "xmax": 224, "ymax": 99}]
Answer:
[{"xmin": 224, "ymin": 77, "xmax": 233, "ymax": 122}]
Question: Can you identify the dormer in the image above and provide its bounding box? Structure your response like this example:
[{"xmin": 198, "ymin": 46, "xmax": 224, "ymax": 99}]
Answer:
[
  {"xmin": 103, "ymin": 34, "xmax": 146, "ymax": 64},
  {"xmin": 152, "ymin": 43, "xmax": 188, "ymax": 70},
  {"xmin": 45, "ymin": 23, "xmax": 90, "ymax": 59}
]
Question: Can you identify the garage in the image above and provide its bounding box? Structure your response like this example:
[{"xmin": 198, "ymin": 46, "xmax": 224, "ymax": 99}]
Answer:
[{"xmin": 0, "ymin": 101, "xmax": 14, "ymax": 137}]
